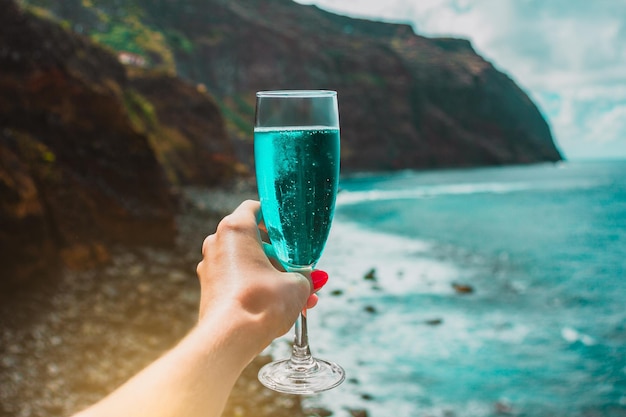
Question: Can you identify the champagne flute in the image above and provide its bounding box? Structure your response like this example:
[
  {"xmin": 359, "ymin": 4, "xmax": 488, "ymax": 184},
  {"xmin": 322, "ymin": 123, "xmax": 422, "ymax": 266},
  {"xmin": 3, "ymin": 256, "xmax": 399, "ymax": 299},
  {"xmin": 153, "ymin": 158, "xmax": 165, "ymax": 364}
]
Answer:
[{"xmin": 254, "ymin": 90, "xmax": 345, "ymax": 394}]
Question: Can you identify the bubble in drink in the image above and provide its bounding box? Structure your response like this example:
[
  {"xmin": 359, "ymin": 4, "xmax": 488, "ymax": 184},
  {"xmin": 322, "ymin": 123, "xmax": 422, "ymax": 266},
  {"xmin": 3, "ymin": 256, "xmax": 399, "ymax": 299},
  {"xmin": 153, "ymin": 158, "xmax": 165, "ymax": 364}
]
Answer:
[{"xmin": 255, "ymin": 126, "xmax": 340, "ymax": 270}]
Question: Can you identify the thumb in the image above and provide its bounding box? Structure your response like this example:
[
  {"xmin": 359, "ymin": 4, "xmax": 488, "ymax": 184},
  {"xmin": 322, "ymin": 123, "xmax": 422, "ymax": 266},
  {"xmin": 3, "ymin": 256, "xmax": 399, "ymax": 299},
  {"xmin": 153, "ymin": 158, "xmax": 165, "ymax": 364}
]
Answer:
[{"xmin": 295, "ymin": 269, "xmax": 329, "ymax": 295}]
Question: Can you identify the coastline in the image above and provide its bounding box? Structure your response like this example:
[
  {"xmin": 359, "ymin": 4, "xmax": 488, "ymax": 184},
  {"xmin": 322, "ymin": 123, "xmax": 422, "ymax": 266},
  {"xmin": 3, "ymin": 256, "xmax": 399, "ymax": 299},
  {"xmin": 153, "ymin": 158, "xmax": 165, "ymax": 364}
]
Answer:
[{"xmin": 5, "ymin": 161, "xmax": 624, "ymax": 416}]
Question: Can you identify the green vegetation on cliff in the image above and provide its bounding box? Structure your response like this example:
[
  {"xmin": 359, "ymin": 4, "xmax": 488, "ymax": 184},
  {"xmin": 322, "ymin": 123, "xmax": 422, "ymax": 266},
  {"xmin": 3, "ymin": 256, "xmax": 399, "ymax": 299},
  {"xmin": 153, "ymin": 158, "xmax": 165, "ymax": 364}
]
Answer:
[{"xmin": 20, "ymin": 0, "xmax": 562, "ymax": 172}]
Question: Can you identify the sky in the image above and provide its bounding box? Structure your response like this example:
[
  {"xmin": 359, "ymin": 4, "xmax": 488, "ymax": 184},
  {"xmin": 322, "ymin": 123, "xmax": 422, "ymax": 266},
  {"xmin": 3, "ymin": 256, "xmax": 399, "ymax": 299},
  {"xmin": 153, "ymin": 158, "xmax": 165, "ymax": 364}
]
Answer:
[{"xmin": 295, "ymin": 0, "xmax": 626, "ymax": 160}]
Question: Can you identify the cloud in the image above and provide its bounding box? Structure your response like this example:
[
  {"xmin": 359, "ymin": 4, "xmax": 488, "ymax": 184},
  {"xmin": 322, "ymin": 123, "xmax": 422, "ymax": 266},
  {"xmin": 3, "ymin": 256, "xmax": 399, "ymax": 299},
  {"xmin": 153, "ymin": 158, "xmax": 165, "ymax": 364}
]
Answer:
[
  {"xmin": 295, "ymin": 0, "xmax": 626, "ymax": 159},
  {"xmin": 588, "ymin": 106, "xmax": 626, "ymax": 144}
]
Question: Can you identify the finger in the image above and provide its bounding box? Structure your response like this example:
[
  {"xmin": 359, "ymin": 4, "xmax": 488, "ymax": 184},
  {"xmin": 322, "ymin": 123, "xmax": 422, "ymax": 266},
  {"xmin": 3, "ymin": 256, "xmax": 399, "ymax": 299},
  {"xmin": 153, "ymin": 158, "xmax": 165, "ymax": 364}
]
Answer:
[
  {"xmin": 306, "ymin": 294, "xmax": 319, "ymax": 309},
  {"xmin": 215, "ymin": 200, "xmax": 266, "ymax": 252},
  {"xmin": 201, "ymin": 234, "xmax": 215, "ymax": 257},
  {"xmin": 311, "ymin": 270, "xmax": 329, "ymax": 292},
  {"xmin": 254, "ymin": 201, "xmax": 264, "ymax": 225},
  {"xmin": 256, "ymin": 209, "xmax": 267, "ymax": 231},
  {"xmin": 256, "ymin": 208, "xmax": 271, "ymax": 244},
  {"xmin": 219, "ymin": 200, "xmax": 261, "ymax": 237},
  {"xmin": 262, "ymin": 243, "xmax": 286, "ymax": 271}
]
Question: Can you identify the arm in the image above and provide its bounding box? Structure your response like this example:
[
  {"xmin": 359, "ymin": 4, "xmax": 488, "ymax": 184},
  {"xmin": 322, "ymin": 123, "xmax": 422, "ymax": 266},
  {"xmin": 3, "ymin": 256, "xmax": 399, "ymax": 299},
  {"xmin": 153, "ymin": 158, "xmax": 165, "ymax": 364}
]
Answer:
[{"xmin": 74, "ymin": 200, "xmax": 314, "ymax": 417}]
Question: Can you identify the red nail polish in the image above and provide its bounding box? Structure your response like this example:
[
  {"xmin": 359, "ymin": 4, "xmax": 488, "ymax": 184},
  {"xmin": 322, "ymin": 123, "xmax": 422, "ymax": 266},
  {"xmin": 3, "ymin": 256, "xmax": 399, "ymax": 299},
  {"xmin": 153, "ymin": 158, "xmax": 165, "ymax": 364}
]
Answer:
[{"xmin": 311, "ymin": 270, "xmax": 329, "ymax": 291}]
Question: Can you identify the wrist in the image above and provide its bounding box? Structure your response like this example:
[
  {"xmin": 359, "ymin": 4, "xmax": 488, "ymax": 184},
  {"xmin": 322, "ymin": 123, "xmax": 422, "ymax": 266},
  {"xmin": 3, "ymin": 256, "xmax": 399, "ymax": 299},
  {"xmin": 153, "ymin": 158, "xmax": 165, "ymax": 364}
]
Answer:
[{"xmin": 192, "ymin": 304, "xmax": 271, "ymax": 368}]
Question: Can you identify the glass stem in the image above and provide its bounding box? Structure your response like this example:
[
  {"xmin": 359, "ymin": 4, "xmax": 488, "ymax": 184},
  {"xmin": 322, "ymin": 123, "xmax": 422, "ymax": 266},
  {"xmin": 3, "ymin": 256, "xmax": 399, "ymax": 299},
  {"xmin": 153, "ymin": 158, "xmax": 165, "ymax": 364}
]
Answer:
[{"xmin": 290, "ymin": 310, "xmax": 315, "ymax": 369}]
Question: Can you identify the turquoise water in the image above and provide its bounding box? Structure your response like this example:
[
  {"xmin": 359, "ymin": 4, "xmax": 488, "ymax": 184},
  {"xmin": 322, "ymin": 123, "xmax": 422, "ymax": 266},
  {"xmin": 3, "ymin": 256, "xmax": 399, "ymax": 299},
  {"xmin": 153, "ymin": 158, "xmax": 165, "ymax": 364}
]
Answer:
[
  {"xmin": 254, "ymin": 126, "xmax": 340, "ymax": 270},
  {"xmin": 303, "ymin": 160, "xmax": 626, "ymax": 417}
]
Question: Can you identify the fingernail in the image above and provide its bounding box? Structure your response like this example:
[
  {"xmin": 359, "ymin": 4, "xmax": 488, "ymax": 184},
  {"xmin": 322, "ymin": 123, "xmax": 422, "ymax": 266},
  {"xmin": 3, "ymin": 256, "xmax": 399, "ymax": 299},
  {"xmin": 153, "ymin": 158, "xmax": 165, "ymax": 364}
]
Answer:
[{"xmin": 311, "ymin": 270, "xmax": 329, "ymax": 291}]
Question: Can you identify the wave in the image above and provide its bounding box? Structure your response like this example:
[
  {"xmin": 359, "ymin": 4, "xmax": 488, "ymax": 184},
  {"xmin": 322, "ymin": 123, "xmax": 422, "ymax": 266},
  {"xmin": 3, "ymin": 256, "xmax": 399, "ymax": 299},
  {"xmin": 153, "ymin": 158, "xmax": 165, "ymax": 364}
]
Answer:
[
  {"xmin": 337, "ymin": 179, "xmax": 600, "ymax": 205},
  {"xmin": 561, "ymin": 327, "xmax": 597, "ymax": 346}
]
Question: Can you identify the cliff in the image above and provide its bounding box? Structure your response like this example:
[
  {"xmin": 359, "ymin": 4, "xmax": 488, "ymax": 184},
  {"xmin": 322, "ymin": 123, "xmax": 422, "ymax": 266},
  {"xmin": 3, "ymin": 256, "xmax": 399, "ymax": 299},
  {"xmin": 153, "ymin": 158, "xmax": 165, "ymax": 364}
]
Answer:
[
  {"xmin": 21, "ymin": 0, "xmax": 562, "ymax": 172},
  {"xmin": 0, "ymin": 1, "xmax": 235, "ymax": 289}
]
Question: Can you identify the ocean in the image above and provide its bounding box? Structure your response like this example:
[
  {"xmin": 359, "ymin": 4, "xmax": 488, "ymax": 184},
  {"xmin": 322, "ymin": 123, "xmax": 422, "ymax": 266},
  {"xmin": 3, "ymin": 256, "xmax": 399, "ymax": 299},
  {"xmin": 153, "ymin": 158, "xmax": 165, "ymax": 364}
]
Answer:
[{"xmin": 268, "ymin": 160, "xmax": 626, "ymax": 417}]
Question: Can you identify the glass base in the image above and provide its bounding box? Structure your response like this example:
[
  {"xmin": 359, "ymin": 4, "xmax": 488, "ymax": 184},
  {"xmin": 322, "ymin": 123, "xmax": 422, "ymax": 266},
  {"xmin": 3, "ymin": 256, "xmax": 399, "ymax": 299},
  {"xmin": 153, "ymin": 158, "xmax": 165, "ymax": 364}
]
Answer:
[{"xmin": 258, "ymin": 357, "xmax": 345, "ymax": 394}]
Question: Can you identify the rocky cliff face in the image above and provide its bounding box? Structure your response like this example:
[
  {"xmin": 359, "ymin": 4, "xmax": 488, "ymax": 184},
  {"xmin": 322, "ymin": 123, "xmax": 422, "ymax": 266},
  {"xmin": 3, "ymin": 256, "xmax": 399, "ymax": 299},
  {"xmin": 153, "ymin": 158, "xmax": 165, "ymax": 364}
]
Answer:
[
  {"xmin": 0, "ymin": 2, "xmax": 234, "ymax": 289},
  {"xmin": 2, "ymin": 0, "xmax": 564, "ymax": 288},
  {"xmin": 22, "ymin": 0, "xmax": 562, "ymax": 172}
]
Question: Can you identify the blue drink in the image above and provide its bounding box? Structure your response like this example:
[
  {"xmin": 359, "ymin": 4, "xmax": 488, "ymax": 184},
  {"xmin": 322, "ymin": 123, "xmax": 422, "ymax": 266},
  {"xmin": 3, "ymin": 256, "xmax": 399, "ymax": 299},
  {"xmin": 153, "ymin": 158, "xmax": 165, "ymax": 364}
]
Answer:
[{"xmin": 255, "ymin": 126, "xmax": 340, "ymax": 271}]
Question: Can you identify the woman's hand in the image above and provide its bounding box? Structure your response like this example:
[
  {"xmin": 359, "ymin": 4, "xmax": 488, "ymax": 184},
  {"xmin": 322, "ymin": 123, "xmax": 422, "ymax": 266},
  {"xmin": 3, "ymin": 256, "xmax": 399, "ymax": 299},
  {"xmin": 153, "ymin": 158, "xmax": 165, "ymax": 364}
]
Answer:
[{"xmin": 196, "ymin": 200, "xmax": 318, "ymax": 352}]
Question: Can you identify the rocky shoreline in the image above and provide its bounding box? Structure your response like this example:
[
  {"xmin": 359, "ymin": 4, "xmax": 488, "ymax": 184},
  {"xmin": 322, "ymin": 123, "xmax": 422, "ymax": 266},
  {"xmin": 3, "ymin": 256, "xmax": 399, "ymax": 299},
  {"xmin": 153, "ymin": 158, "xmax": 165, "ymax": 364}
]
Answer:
[{"xmin": 0, "ymin": 188, "xmax": 335, "ymax": 417}]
